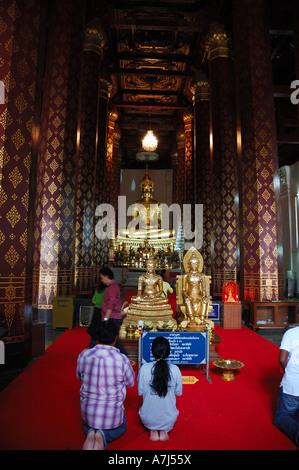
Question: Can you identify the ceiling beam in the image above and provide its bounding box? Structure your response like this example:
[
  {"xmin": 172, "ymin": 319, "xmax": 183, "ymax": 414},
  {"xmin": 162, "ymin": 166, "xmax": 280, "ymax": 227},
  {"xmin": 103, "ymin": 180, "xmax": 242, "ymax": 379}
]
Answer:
[
  {"xmin": 121, "ymin": 89, "xmax": 180, "ymax": 96},
  {"xmin": 111, "ymin": 19, "xmax": 199, "ymax": 32},
  {"xmin": 114, "ymin": 101, "xmax": 188, "ymax": 109},
  {"xmin": 109, "ymin": 0, "xmax": 201, "ymax": 13},
  {"xmin": 117, "ymin": 52, "xmax": 190, "ymax": 62},
  {"xmin": 110, "ymin": 67, "xmax": 194, "ymax": 77}
]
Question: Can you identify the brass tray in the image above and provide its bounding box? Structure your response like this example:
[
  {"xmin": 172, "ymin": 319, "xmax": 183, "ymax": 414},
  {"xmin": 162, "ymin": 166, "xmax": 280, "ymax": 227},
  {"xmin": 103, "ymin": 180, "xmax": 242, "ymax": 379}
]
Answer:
[
  {"xmin": 213, "ymin": 359, "xmax": 244, "ymax": 370},
  {"xmin": 213, "ymin": 359, "xmax": 244, "ymax": 381}
]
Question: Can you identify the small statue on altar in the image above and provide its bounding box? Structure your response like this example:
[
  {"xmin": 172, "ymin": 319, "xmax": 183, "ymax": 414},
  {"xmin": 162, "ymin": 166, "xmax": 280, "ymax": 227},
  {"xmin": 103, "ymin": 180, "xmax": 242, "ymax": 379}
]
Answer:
[
  {"xmin": 129, "ymin": 247, "xmax": 135, "ymax": 265},
  {"xmin": 222, "ymin": 281, "xmax": 240, "ymax": 303},
  {"xmin": 130, "ymin": 257, "xmax": 170, "ymax": 308},
  {"xmin": 176, "ymin": 247, "xmax": 213, "ymax": 331},
  {"xmin": 122, "ymin": 257, "xmax": 174, "ymax": 331}
]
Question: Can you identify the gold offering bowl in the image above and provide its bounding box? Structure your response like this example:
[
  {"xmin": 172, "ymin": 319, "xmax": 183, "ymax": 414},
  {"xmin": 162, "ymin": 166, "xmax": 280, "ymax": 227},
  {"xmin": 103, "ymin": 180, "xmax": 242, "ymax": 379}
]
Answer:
[{"xmin": 213, "ymin": 359, "xmax": 244, "ymax": 381}]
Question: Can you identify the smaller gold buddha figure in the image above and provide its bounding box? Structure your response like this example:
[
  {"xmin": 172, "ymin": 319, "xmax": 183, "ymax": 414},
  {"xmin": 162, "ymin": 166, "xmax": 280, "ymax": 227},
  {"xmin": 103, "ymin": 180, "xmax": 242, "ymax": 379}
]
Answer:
[
  {"xmin": 131, "ymin": 257, "xmax": 169, "ymax": 307},
  {"xmin": 176, "ymin": 247, "xmax": 213, "ymax": 331},
  {"xmin": 122, "ymin": 257, "xmax": 174, "ymax": 331}
]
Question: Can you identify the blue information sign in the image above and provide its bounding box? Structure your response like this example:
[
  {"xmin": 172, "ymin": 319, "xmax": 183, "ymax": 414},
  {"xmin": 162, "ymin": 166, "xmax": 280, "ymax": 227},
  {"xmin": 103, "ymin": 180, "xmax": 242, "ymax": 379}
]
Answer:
[{"xmin": 138, "ymin": 330, "xmax": 211, "ymax": 383}]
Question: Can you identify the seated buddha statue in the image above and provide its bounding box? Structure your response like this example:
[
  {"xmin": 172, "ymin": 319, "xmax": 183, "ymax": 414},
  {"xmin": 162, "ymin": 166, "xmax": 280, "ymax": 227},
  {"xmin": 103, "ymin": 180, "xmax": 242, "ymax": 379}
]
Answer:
[
  {"xmin": 122, "ymin": 257, "xmax": 174, "ymax": 332},
  {"xmin": 176, "ymin": 247, "xmax": 213, "ymax": 331},
  {"xmin": 131, "ymin": 257, "xmax": 170, "ymax": 307}
]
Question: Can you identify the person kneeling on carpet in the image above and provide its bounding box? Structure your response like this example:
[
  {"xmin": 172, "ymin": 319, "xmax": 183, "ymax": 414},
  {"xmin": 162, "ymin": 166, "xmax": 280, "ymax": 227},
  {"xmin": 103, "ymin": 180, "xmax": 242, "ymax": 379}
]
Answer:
[
  {"xmin": 137, "ymin": 336, "xmax": 183, "ymax": 441},
  {"xmin": 273, "ymin": 325, "xmax": 299, "ymax": 448},
  {"xmin": 76, "ymin": 320, "xmax": 135, "ymax": 450}
]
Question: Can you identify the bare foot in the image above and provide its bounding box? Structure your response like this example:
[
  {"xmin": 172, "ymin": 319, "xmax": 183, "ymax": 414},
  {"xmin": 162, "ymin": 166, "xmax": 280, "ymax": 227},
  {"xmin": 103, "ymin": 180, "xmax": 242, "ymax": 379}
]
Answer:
[
  {"xmin": 150, "ymin": 430, "xmax": 159, "ymax": 441},
  {"xmin": 82, "ymin": 429, "xmax": 95, "ymax": 450},
  {"xmin": 94, "ymin": 430, "xmax": 105, "ymax": 450},
  {"xmin": 159, "ymin": 431, "xmax": 169, "ymax": 441}
]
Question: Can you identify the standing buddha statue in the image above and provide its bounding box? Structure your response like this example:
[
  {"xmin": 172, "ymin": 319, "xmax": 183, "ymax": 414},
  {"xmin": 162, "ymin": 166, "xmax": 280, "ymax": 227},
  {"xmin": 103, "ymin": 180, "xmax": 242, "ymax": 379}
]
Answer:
[{"xmin": 176, "ymin": 247, "xmax": 214, "ymax": 331}]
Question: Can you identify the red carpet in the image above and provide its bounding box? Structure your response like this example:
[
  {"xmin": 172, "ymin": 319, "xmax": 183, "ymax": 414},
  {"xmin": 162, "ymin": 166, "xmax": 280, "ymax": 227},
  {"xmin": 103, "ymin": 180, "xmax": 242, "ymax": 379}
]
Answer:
[{"xmin": 0, "ymin": 325, "xmax": 297, "ymax": 451}]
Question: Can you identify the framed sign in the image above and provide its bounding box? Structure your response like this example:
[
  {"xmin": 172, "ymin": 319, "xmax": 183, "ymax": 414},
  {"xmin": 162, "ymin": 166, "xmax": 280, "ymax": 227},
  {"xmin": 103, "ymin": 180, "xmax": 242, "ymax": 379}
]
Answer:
[
  {"xmin": 209, "ymin": 302, "xmax": 221, "ymax": 322},
  {"xmin": 138, "ymin": 330, "xmax": 211, "ymax": 383}
]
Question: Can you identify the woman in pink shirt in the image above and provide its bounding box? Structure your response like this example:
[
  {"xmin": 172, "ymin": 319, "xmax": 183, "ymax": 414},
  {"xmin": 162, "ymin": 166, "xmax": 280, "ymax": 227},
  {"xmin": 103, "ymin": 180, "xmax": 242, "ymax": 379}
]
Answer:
[
  {"xmin": 99, "ymin": 267, "xmax": 127, "ymax": 355},
  {"xmin": 100, "ymin": 267, "xmax": 122, "ymax": 322}
]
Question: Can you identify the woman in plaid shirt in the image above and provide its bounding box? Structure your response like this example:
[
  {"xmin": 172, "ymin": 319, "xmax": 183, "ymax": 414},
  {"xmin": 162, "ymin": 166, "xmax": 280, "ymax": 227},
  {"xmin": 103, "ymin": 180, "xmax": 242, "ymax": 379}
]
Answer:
[{"xmin": 77, "ymin": 321, "xmax": 135, "ymax": 450}]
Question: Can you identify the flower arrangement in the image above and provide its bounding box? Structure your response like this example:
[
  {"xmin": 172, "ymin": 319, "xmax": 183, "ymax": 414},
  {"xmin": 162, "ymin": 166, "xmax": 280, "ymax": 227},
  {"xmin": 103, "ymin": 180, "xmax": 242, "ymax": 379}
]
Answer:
[{"xmin": 135, "ymin": 320, "xmax": 153, "ymax": 337}]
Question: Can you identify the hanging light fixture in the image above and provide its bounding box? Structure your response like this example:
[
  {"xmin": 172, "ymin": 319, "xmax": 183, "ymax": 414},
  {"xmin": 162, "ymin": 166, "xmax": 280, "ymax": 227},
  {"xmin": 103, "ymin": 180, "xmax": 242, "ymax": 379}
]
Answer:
[
  {"xmin": 142, "ymin": 130, "xmax": 158, "ymax": 152},
  {"xmin": 142, "ymin": 110, "xmax": 158, "ymax": 152}
]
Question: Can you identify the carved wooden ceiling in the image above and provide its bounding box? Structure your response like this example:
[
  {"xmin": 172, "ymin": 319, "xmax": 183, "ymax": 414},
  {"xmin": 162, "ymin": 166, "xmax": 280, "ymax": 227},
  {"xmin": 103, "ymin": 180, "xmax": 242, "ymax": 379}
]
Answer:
[{"xmin": 88, "ymin": 0, "xmax": 299, "ymax": 169}]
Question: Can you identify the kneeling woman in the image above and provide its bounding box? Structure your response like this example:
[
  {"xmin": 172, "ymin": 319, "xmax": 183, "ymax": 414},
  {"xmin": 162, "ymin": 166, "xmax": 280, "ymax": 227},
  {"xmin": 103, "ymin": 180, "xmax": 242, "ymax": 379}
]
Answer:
[{"xmin": 137, "ymin": 336, "xmax": 183, "ymax": 441}]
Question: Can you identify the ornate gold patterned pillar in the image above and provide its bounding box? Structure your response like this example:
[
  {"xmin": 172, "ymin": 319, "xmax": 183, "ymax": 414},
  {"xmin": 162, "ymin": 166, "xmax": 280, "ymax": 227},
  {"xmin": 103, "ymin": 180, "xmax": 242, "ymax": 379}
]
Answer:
[
  {"xmin": 183, "ymin": 112, "xmax": 194, "ymax": 207},
  {"xmin": 171, "ymin": 148, "xmax": 179, "ymax": 207},
  {"xmin": 93, "ymin": 78, "xmax": 112, "ymax": 282},
  {"xmin": 112, "ymin": 122, "xmax": 122, "ymax": 231},
  {"xmin": 33, "ymin": 0, "xmax": 85, "ymax": 319},
  {"xmin": 192, "ymin": 75, "xmax": 212, "ymax": 275},
  {"xmin": 0, "ymin": 0, "xmax": 42, "ymax": 366},
  {"xmin": 174, "ymin": 127, "xmax": 185, "ymax": 212},
  {"xmin": 74, "ymin": 19, "xmax": 106, "ymax": 295},
  {"xmin": 207, "ymin": 22, "xmax": 239, "ymax": 296},
  {"xmin": 233, "ymin": 0, "xmax": 283, "ymax": 303},
  {"xmin": 104, "ymin": 108, "xmax": 118, "ymax": 256},
  {"xmin": 105, "ymin": 109, "xmax": 119, "ymax": 209}
]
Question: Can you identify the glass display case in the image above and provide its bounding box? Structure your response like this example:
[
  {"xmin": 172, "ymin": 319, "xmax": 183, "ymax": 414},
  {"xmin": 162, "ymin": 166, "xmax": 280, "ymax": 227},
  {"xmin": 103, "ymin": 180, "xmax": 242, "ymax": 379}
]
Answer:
[{"xmin": 249, "ymin": 301, "xmax": 298, "ymax": 330}]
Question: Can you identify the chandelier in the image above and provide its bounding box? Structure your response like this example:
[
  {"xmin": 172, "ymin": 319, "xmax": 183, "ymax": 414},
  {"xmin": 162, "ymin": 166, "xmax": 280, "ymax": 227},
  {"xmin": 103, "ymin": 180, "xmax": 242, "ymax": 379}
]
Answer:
[
  {"xmin": 142, "ymin": 130, "xmax": 158, "ymax": 152},
  {"xmin": 142, "ymin": 110, "xmax": 158, "ymax": 152}
]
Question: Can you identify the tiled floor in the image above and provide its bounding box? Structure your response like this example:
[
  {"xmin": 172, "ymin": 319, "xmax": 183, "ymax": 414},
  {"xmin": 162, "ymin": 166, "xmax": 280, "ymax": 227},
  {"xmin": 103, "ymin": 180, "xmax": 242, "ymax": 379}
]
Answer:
[
  {"xmin": 255, "ymin": 328, "xmax": 285, "ymax": 346},
  {"xmin": 45, "ymin": 325, "xmax": 66, "ymax": 349},
  {"xmin": 0, "ymin": 325, "xmax": 287, "ymax": 392}
]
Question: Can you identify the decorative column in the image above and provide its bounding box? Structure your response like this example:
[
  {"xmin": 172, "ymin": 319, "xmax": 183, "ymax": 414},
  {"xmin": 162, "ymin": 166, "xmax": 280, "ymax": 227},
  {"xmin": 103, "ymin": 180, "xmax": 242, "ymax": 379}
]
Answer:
[
  {"xmin": 207, "ymin": 23, "xmax": 239, "ymax": 296},
  {"xmin": 33, "ymin": 0, "xmax": 85, "ymax": 321},
  {"xmin": 171, "ymin": 147, "xmax": 180, "ymax": 207},
  {"xmin": 174, "ymin": 127, "xmax": 185, "ymax": 216},
  {"xmin": 112, "ymin": 123, "xmax": 122, "ymax": 260},
  {"xmin": 104, "ymin": 108, "xmax": 118, "ymax": 259},
  {"xmin": 0, "ymin": 0, "xmax": 42, "ymax": 367},
  {"xmin": 105, "ymin": 109, "xmax": 119, "ymax": 209},
  {"xmin": 192, "ymin": 75, "xmax": 212, "ymax": 275},
  {"xmin": 93, "ymin": 77, "xmax": 112, "ymax": 281},
  {"xmin": 74, "ymin": 19, "xmax": 106, "ymax": 295},
  {"xmin": 233, "ymin": 0, "xmax": 283, "ymax": 303},
  {"xmin": 112, "ymin": 123, "xmax": 122, "ymax": 225},
  {"xmin": 183, "ymin": 111, "xmax": 194, "ymax": 207}
]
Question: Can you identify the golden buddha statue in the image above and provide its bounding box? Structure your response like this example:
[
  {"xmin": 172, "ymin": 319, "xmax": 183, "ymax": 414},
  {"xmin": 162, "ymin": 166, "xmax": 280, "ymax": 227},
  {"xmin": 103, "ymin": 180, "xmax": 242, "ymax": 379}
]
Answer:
[
  {"xmin": 122, "ymin": 257, "xmax": 174, "ymax": 331},
  {"xmin": 115, "ymin": 164, "xmax": 176, "ymax": 269},
  {"xmin": 176, "ymin": 247, "xmax": 213, "ymax": 331}
]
